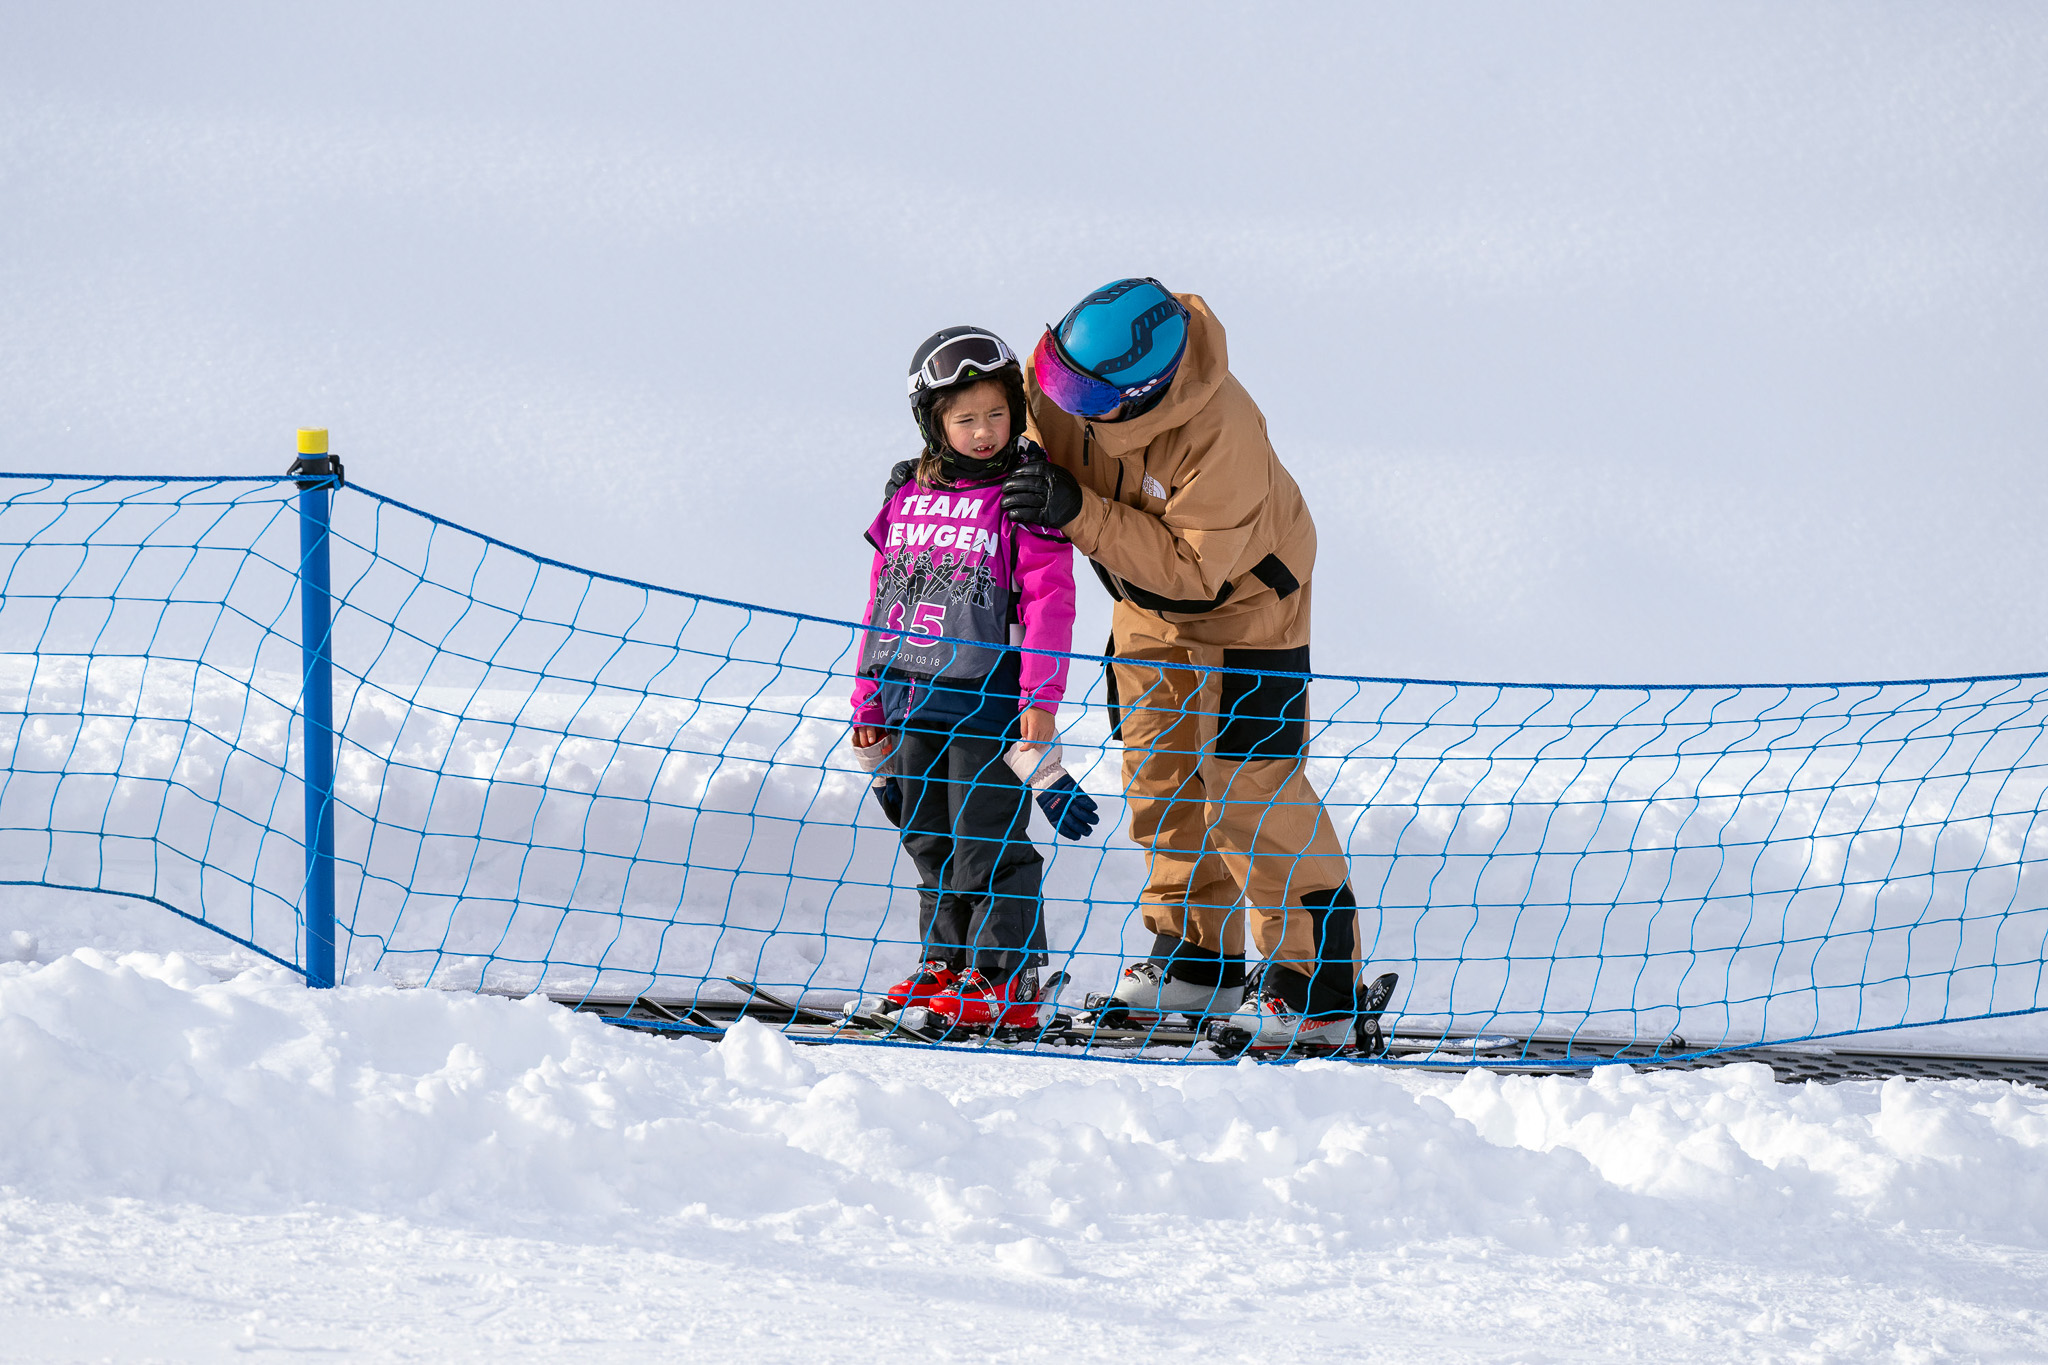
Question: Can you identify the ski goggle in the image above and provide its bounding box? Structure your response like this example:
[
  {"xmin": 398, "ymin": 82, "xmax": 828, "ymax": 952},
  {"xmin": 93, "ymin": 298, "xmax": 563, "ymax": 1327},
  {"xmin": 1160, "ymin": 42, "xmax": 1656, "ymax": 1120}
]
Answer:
[
  {"xmin": 1031, "ymin": 330, "xmax": 1126, "ymax": 417},
  {"xmin": 1032, "ymin": 326, "xmax": 1182, "ymax": 418},
  {"xmin": 908, "ymin": 332, "xmax": 1016, "ymax": 397}
]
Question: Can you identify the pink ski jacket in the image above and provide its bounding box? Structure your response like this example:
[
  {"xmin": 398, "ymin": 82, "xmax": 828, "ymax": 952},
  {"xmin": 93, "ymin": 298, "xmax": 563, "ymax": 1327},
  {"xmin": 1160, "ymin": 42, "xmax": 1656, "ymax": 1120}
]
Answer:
[{"xmin": 850, "ymin": 444, "xmax": 1076, "ymax": 728}]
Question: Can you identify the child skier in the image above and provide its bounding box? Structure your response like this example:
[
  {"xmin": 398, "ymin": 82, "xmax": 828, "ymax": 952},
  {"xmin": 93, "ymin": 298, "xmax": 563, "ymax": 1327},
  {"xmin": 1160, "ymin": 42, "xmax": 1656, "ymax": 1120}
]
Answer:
[{"xmin": 848, "ymin": 326, "xmax": 1098, "ymax": 1030}]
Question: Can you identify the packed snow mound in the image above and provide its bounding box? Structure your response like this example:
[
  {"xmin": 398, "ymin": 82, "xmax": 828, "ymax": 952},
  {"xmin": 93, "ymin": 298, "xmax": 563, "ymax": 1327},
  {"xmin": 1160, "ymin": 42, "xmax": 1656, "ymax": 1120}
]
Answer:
[{"xmin": 5, "ymin": 949, "xmax": 2045, "ymax": 1260}]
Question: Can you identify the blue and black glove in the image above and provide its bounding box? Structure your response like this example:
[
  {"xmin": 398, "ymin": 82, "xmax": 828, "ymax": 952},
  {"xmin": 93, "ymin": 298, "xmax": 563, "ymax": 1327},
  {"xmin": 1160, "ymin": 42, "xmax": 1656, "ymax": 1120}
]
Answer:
[
  {"xmin": 870, "ymin": 777, "xmax": 904, "ymax": 828},
  {"xmin": 1035, "ymin": 774, "xmax": 1099, "ymax": 840}
]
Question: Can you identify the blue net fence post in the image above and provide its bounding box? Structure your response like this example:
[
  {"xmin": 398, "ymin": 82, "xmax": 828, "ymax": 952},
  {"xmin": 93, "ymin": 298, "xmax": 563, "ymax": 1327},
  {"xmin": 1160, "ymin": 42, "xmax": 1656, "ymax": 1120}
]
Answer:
[{"xmin": 294, "ymin": 432, "xmax": 339, "ymax": 988}]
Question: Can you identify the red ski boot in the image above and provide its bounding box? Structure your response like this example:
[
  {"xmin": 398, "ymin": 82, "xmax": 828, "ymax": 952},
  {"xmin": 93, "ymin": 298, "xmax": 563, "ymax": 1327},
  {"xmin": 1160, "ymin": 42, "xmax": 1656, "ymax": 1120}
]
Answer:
[
  {"xmin": 883, "ymin": 959, "xmax": 960, "ymax": 1011},
  {"xmin": 930, "ymin": 966, "xmax": 1046, "ymax": 1031}
]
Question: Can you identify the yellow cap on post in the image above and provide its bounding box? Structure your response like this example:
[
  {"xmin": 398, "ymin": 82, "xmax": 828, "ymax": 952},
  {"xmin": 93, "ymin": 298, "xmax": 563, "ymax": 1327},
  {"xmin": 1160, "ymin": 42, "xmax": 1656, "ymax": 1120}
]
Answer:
[{"xmin": 297, "ymin": 429, "xmax": 329, "ymax": 455}]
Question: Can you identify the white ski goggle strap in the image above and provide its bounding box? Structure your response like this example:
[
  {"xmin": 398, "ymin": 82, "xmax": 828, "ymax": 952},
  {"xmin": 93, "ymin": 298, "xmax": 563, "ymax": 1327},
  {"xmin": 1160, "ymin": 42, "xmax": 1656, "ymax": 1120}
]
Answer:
[{"xmin": 908, "ymin": 332, "xmax": 1016, "ymax": 397}]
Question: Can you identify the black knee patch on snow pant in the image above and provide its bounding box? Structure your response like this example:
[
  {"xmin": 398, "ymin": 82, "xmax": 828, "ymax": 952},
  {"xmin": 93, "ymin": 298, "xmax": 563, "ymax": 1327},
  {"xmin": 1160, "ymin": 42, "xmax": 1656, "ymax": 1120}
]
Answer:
[
  {"xmin": 1102, "ymin": 632, "xmax": 1122, "ymax": 742},
  {"xmin": 1301, "ymin": 882, "xmax": 1359, "ymax": 1018},
  {"xmin": 1216, "ymin": 645, "xmax": 1311, "ymax": 761},
  {"xmin": 1146, "ymin": 930, "xmax": 1248, "ymax": 989}
]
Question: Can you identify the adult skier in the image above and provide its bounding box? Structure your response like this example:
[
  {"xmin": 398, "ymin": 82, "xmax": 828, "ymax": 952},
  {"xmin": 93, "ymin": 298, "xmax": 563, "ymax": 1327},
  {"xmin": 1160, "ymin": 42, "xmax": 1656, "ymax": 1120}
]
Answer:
[{"xmin": 999, "ymin": 278, "xmax": 1362, "ymax": 1052}]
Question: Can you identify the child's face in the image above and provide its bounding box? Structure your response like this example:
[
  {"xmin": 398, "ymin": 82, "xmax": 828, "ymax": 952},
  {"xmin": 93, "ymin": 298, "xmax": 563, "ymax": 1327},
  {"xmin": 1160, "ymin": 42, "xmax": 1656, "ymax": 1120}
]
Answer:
[{"xmin": 941, "ymin": 381, "xmax": 1012, "ymax": 460}]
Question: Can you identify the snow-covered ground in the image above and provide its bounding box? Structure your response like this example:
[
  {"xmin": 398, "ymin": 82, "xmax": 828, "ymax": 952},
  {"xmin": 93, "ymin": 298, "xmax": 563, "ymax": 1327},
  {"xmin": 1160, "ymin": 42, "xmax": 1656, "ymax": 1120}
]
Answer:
[{"xmin": 3, "ymin": 944, "xmax": 2047, "ymax": 1362}]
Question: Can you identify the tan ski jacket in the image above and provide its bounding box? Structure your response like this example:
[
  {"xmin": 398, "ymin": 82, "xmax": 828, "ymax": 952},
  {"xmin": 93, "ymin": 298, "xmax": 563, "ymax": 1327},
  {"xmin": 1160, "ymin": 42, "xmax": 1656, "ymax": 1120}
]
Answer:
[{"xmin": 1024, "ymin": 293, "xmax": 1317, "ymax": 650}]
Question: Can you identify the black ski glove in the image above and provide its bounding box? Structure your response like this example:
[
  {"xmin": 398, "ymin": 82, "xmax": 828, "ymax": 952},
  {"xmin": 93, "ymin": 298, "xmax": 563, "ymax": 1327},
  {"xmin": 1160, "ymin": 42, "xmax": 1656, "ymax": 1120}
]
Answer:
[
  {"xmin": 870, "ymin": 777, "xmax": 904, "ymax": 828},
  {"xmin": 885, "ymin": 459, "xmax": 916, "ymax": 502},
  {"xmin": 999, "ymin": 461, "xmax": 1084, "ymax": 528},
  {"xmin": 1034, "ymin": 774, "xmax": 1099, "ymax": 840}
]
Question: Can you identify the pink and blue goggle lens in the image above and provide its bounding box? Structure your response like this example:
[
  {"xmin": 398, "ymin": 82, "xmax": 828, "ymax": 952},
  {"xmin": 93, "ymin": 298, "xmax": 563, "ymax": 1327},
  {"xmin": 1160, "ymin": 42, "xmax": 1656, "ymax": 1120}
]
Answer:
[{"xmin": 1032, "ymin": 329, "xmax": 1129, "ymax": 418}]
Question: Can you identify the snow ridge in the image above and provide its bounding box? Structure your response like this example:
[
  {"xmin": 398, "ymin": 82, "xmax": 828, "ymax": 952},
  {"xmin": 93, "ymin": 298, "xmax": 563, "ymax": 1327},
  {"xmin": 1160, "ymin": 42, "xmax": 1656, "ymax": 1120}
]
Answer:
[{"xmin": 4, "ymin": 949, "xmax": 2047, "ymax": 1358}]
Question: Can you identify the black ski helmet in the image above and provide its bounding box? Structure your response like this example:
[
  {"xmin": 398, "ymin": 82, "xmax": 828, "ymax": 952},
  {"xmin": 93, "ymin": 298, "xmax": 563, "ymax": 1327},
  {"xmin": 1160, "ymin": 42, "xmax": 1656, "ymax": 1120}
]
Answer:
[{"xmin": 907, "ymin": 326, "xmax": 1027, "ymax": 459}]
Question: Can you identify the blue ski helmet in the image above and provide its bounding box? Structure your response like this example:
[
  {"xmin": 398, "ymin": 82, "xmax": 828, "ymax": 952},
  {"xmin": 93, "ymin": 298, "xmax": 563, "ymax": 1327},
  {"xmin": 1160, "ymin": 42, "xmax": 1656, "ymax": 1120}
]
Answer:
[{"xmin": 1051, "ymin": 278, "xmax": 1189, "ymax": 398}]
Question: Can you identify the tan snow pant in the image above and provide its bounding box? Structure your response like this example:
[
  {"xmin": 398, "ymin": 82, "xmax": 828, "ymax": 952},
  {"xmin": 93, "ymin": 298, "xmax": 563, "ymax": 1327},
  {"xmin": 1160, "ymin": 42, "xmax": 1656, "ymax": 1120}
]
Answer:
[{"xmin": 1109, "ymin": 600, "xmax": 1351, "ymax": 973}]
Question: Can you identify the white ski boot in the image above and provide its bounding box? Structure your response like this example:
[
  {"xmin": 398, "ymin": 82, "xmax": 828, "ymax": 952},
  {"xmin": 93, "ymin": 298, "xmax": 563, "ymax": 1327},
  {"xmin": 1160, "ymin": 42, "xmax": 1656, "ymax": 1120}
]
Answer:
[
  {"xmin": 1207, "ymin": 990, "xmax": 1351, "ymax": 1058},
  {"xmin": 1094, "ymin": 960, "xmax": 1243, "ymax": 1028}
]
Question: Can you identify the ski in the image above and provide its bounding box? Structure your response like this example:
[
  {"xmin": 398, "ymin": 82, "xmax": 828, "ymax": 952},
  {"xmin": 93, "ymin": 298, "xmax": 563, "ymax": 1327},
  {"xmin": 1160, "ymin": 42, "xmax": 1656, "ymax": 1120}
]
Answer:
[
  {"xmin": 558, "ymin": 971, "xmax": 1407, "ymax": 1059},
  {"xmin": 837, "ymin": 1007, "xmax": 948, "ymax": 1043},
  {"xmin": 1053, "ymin": 1013, "xmax": 1208, "ymax": 1049},
  {"xmin": 555, "ymin": 992, "xmax": 728, "ymax": 1035},
  {"xmin": 723, "ymin": 976, "xmax": 846, "ymax": 1026},
  {"xmin": 717, "ymin": 975, "xmax": 944, "ymax": 1042},
  {"xmin": 620, "ymin": 994, "xmax": 727, "ymax": 1031},
  {"xmin": 555, "ymin": 983, "xmax": 1737, "ymax": 1072},
  {"xmin": 1078, "ymin": 992, "xmax": 1232, "ymax": 1034}
]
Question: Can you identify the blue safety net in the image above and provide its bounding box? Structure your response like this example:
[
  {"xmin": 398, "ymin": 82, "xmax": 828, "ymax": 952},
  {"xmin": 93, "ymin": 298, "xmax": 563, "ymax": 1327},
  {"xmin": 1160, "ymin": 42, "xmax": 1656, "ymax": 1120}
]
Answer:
[{"xmin": 4, "ymin": 471, "xmax": 2046, "ymax": 1061}]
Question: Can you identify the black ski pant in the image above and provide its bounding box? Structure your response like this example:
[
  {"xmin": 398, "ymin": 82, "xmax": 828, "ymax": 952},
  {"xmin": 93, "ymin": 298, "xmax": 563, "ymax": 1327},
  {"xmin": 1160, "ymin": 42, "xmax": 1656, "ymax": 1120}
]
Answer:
[{"xmin": 893, "ymin": 725, "xmax": 1047, "ymax": 981}]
